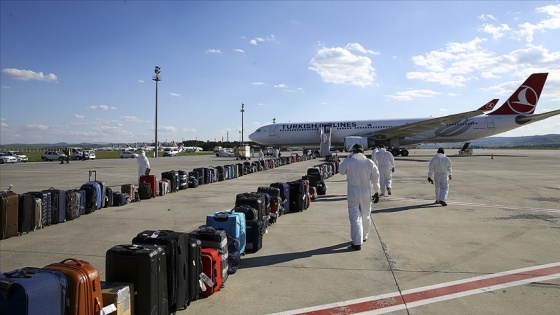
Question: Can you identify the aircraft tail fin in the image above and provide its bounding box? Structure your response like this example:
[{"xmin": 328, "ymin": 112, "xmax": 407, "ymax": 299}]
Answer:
[{"xmin": 488, "ymin": 73, "xmax": 548, "ymax": 115}]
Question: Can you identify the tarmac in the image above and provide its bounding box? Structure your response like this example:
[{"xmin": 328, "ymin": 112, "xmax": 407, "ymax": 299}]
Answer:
[{"xmin": 1, "ymin": 149, "xmax": 559, "ymax": 315}]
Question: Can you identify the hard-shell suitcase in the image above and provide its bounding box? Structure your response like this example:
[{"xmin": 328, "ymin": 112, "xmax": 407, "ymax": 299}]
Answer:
[
  {"xmin": 189, "ymin": 226, "xmax": 229, "ymax": 283},
  {"xmin": 177, "ymin": 170, "xmax": 188, "ymax": 190},
  {"xmin": 287, "ymin": 180, "xmax": 306, "ymax": 212},
  {"xmin": 105, "ymin": 186, "xmax": 113, "ymax": 208},
  {"xmin": 187, "ymin": 176, "xmax": 198, "ymax": 188},
  {"xmin": 1, "ymin": 191, "xmax": 19, "ymax": 239},
  {"xmin": 200, "ymin": 248, "xmax": 222, "ymax": 297},
  {"xmin": 216, "ymin": 166, "xmax": 225, "ymax": 181},
  {"xmin": 29, "ymin": 191, "xmax": 52, "ymax": 227},
  {"xmin": 235, "ymin": 192, "xmax": 269, "ymax": 229},
  {"xmin": 159, "ymin": 179, "xmax": 170, "ymax": 196},
  {"xmin": 18, "ymin": 193, "xmax": 37, "ymax": 234},
  {"xmin": 206, "ymin": 211, "xmax": 246, "ymax": 254},
  {"xmin": 193, "ymin": 168, "xmax": 205, "ymax": 185},
  {"xmin": 46, "ymin": 188, "xmax": 66, "ymax": 224},
  {"xmin": 245, "ymin": 219, "xmax": 263, "ymax": 253},
  {"xmin": 0, "ymin": 267, "xmax": 67, "ymax": 315},
  {"xmin": 186, "ymin": 238, "xmax": 202, "ymax": 304},
  {"xmin": 121, "ymin": 184, "xmax": 135, "ymax": 202},
  {"xmin": 270, "ymin": 182, "xmax": 291, "ymax": 213},
  {"xmin": 80, "ymin": 182, "xmax": 102, "ymax": 212},
  {"xmin": 132, "ymin": 230, "xmax": 189, "ymax": 312},
  {"xmin": 138, "ymin": 182, "xmax": 152, "ymax": 200},
  {"xmin": 43, "ymin": 258, "xmax": 103, "ymax": 315},
  {"xmin": 140, "ymin": 175, "xmax": 157, "ymax": 198},
  {"xmin": 106, "ymin": 244, "xmax": 169, "ymax": 315},
  {"xmin": 64, "ymin": 189, "xmax": 80, "ymax": 221},
  {"xmin": 233, "ymin": 205, "xmax": 258, "ymax": 222},
  {"xmin": 88, "ymin": 170, "xmax": 107, "ymax": 208}
]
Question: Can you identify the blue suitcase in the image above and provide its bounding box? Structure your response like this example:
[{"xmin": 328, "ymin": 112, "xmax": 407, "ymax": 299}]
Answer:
[
  {"xmin": 29, "ymin": 191, "xmax": 52, "ymax": 227},
  {"xmin": 80, "ymin": 182, "xmax": 102, "ymax": 212},
  {"xmin": 270, "ymin": 182, "xmax": 291, "ymax": 213},
  {"xmin": 46, "ymin": 189, "xmax": 66, "ymax": 224},
  {"xmin": 206, "ymin": 211, "xmax": 246, "ymax": 254},
  {"xmin": 0, "ymin": 267, "xmax": 67, "ymax": 315}
]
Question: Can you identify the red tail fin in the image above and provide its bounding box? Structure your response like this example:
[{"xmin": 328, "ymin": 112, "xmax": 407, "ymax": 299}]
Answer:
[{"xmin": 488, "ymin": 73, "xmax": 548, "ymax": 115}]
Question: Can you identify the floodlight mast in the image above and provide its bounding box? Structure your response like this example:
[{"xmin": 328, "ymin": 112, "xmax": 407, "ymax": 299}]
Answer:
[{"xmin": 153, "ymin": 66, "xmax": 161, "ymax": 158}]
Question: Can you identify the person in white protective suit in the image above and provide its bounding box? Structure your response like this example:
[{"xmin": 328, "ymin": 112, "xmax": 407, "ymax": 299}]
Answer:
[
  {"xmin": 427, "ymin": 148, "xmax": 452, "ymax": 206},
  {"xmin": 258, "ymin": 149, "xmax": 264, "ymax": 161},
  {"xmin": 137, "ymin": 150, "xmax": 151, "ymax": 184},
  {"xmin": 339, "ymin": 143, "xmax": 380, "ymax": 251},
  {"xmin": 374, "ymin": 145, "xmax": 395, "ymax": 196}
]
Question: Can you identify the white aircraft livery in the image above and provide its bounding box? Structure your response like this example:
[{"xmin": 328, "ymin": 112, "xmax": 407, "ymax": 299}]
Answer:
[{"xmin": 248, "ymin": 73, "xmax": 559, "ymax": 156}]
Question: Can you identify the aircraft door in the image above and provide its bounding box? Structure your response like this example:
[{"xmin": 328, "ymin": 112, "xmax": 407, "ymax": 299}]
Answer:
[
  {"xmin": 269, "ymin": 126, "xmax": 276, "ymax": 137},
  {"xmin": 486, "ymin": 117, "xmax": 495, "ymax": 129}
]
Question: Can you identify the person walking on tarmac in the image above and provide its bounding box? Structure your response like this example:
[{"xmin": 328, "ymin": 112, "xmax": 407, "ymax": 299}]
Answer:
[
  {"xmin": 375, "ymin": 145, "xmax": 395, "ymax": 196},
  {"xmin": 339, "ymin": 143, "xmax": 380, "ymax": 251},
  {"xmin": 428, "ymin": 148, "xmax": 453, "ymax": 206},
  {"xmin": 137, "ymin": 150, "xmax": 151, "ymax": 185}
]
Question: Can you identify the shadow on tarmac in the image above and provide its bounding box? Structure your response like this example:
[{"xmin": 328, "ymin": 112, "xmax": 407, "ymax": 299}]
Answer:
[
  {"xmin": 371, "ymin": 202, "xmax": 437, "ymax": 214},
  {"xmin": 240, "ymin": 242, "xmax": 353, "ymax": 269}
]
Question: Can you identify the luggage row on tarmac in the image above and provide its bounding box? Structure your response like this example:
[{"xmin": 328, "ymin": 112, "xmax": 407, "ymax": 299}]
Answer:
[{"xmin": 0, "ymin": 154, "xmax": 341, "ymax": 314}]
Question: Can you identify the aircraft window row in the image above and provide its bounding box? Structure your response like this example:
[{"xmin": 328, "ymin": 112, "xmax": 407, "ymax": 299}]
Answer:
[{"xmin": 446, "ymin": 122, "xmax": 478, "ymax": 126}]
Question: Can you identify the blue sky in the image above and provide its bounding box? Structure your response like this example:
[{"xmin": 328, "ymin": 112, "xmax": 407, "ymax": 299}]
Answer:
[{"xmin": 1, "ymin": 1, "xmax": 559, "ymax": 145}]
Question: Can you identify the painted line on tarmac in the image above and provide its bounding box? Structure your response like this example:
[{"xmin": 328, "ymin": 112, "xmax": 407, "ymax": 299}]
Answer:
[
  {"xmin": 269, "ymin": 262, "xmax": 560, "ymax": 315},
  {"xmin": 387, "ymin": 197, "xmax": 560, "ymax": 214}
]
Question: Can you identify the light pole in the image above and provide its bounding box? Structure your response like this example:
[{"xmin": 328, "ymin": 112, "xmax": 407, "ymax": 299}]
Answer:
[
  {"xmin": 240, "ymin": 103, "xmax": 245, "ymax": 144},
  {"xmin": 153, "ymin": 66, "xmax": 161, "ymax": 158}
]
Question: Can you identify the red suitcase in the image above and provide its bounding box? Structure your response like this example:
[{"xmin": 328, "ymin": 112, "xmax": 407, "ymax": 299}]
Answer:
[
  {"xmin": 200, "ymin": 248, "xmax": 223, "ymax": 297},
  {"xmin": 140, "ymin": 175, "xmax": 157, "ymax": 198}
]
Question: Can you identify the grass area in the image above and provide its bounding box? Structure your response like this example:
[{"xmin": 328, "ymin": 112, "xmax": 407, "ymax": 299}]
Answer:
[{"xmin": 23, "ymin": 151, "xmax": 213, "ymax": 162}]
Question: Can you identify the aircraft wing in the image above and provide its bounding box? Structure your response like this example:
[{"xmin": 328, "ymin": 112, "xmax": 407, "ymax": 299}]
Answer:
[
  {"xmin": 515, "ymin": 109, "xmax": 560, "ymax": 125},
  {"xmin": 360, "ymin": 99, "xmax": 498, "ymax": 140}
]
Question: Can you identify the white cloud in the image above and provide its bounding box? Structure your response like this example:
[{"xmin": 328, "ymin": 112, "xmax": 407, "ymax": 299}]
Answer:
[
  {"xmin": 274, "ymin": 84, "xmax": 288, "ymax": 89},
  {"xmin": 345, "ymin": 43, "xmax": 379, "ymax": 55},
  {"xmin": 249, "ymin": 35, "xmax": 277, "ymax": 46},
  {"xmin": 1, "ymin": 118, "xmax": 8, "ymax": 127},
  {"xmin": 309, "ymin": 44, "xmax": 376, "ymax": 87},
  {"xmin": 386, "ymin": 89, "xmax": 441, "ymax": 101},
  {"xmin": 252, "ymin": 82, "xmax": 265, "ymax": 86},
  {"xmin": 233, "ymin": 48, "xmax": 245, "ymax": 53},
  {"xmin": 478, "ymin": 14, "xmax": 497, "ymax": 22},
  {"xmin": 88, "ymin": 105, "xmax": 117, "ymax": 110},
  {"xmin": 517, "ymin": 4, "xmax": 560, "ymax": 43},
  {"xmin": 74, "ymin": 114, "xmax": 85, "ymax": 119},
  {"xmin": 158, "ymin": 125, "xmax": 177, "ymax": 132},
  {"xmin": 138, "ymin": 80, "xmax": 145, "ymax": 83},
  {"xmin": 120, "ymin": 116, "xmax": 148, "ymax": 123},
  {"xmin": 206, "ymin": 49, "xmax": 222, "ymax": 54},
  {"xmin": 2, "ymin": 86, "xmax": 10, "ymax": 89},
  {"xmin": 2, "ymin": 68, "xmax": 58, "ymax": 82},
  {"xmin": 24, "ymin": 124, "xmax": 49, "ymax": 130},
  {"xmin": 170, "ymin": 93, "xmax": 181, "ymax": 97},
  {"xmin": 479, "ymin": 23, "xmax": 511, "ymax": 40}
]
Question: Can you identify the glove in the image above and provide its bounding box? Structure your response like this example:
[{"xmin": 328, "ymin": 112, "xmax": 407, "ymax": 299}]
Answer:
[
  {"xmin": 427, "ymin": 177, "xmax": 434, "ymax": 184},
  {"xmin": 372, "ymin": 192, "xmax": 379, "ymax": 204},
  {"xmin": 391, "ymin": 167, "xmax": 395, "ymax": 173}
]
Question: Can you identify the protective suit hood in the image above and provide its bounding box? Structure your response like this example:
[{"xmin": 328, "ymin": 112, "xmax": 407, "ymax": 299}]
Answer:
[{"xmin": 351, "ymin": 153, "xmax": 367, "ymax": 161}]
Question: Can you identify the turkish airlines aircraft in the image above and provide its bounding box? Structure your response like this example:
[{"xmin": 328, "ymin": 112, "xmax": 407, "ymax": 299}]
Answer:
[{"xmin": 249, "ymin": 73, "xmax": 558, "ymax": 156}]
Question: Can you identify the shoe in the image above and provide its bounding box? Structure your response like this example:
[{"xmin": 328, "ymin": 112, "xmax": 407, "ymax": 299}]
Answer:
[
  {"xmin": 434, "ymin": 200, "xmax": 440, "ymax": 204},
  {"xmin": 348, "ymin": 244, "xmax": 361, "ymax": 251},
  {"xmin": 439, "ymin": 201, "xmax": 447, "ymax": 206},
  {"xmin": 387, "ymin": 187, "xmax": 392, "ymax": 195},
  {"xmin": 363, "ymin": 238, "xmax": 367, "ymax": 242},
  {"xmin": 379, "ymin": 193, "xmax": 384, "ymax": 197}
]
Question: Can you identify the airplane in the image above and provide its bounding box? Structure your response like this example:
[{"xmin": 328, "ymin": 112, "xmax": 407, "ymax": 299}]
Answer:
[{"xmin": 248, "ymin": 73, "xmax": 559, "ymax": 156}]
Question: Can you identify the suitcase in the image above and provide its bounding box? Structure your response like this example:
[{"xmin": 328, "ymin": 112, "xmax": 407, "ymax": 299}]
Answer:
[
  {"xmin": 138, "ymin": 182, "xmax": 152, "ymax": 200},
  {"xmin": 193, "ymin": 168, "xmax": 205, "ymax": 185},
  {"xmin": 0, "ymin": 267, "xmax": 67, "ymax": 315},
  {"xmin": 140, "ymin": 175, "xmax": 157, "ymax": 198},
  {"xmin": 158, "ymin": 179, "xmax": 170, "ymax": 196},
  {"xmin": 80, "ymin": 182, "xmax": 102, "ymax": 212},
  {"xmin": 161, "ymin": 171, "xmax": 179, "ymax": 193},
  {"xmin": 200, "ymin": 248, "xmax": 222, "ymax": 297},
  {"xmin": 121, "ymin": 184, "xmax": 135, "ymax": 202},
  {"xmin": 105, "ymin": 187, "xmax": 113, "ymax": 208},
  {"xmin": 186, "ymin": 238, "xmax": 202, "ymax": 304},
  {"xmin": 235, "ymin": 192, "xmax": 269, "ymax": 229},
  {"xmin": 29, "ymin": 191, "xmax": 52, "ymax": 226},
  {"xmin": 216, "ymin": 166, "xmax": 225, "ymax": 181},
  {"xmin": 18, "ymin": 193, "xmax": 37, "ymax": 234},
  {"xmin": 88, "ymin": 170, "xmax": 107, "ymax": 208},
  {"xmin": 106, "ymin": 244, "xmax": 168, "ymax": 315},
  {"xmin": 300, "ymin": 179, "xmax": 311, "ymax": 210},
  {"xmin": 46, "ymin": 188, "xmax": 66, "ymax": 224},
  {"xmin": 112, "ymin": 192, "xmax": 130, "ymax": 206},
  {"xmin": 233, "ymin": 205, "xmax": 258, "ymax": 222},
  {"xmin": 177, "ymin": 170, "xmax": 188, "ymax": 190},
  {"xmin": 270, "ymin": 182, "xmax": 291, "ymax": 213},
  {"xmin": 189, "ymin": 226, "xmax": 229, "ymax": 284},
  {"xmin": 187, "ymin": 176, "xmax": 198, "ymax": 188},
  {"xmin": 64, "ymin": 189, "xmax": 81, "ymax": 221},
  {"xmin": 227, "ymin": 236, "xmax": 241, "ymax": 274},
  {"xmin": 206, "ymin": 211, "xmax": 246, "ymax": 254},
  {"xmin": 1, "ymin": 191, "xmax": 19, "ymax": 239},
  {"xmin": 287, "ymin": 180, "xmax": 306, "ymax": 212},
  {"xmin": 43, "ymin": 258, "xmax": 103, "ymax": 315},
  {"xmin": 245, "ymin": 219, "xmax": 263, "ymax": 253},
  {"xmin": 132, "ymin": 230, "xmax": 189, "ymax": 312}
]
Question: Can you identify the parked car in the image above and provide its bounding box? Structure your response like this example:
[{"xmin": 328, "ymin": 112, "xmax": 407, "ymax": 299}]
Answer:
[
  {"xmin": 0, "ymin": 153, "xmax": 18, "ymax": 164},
  {"xmin": 0, "ymin": 151, "xmax": 28, "ymax": 162},
  {"xmin": 86, "ymin": 150, "xmax": 96, "ymax": 160},
  {"xmin": 120, "ymin": 150, "xmax": 138, "ymax": 159},
  {"xmin": 41, "ymin": 151, "xmax": 67, "ymax": 161},
  {"xmin": 215, "ymin": 149, "xmax": 235, "ymax": 157},
  {"xmin": 163, "ymin": 147, "xmax": 179, "ymax": 157}
]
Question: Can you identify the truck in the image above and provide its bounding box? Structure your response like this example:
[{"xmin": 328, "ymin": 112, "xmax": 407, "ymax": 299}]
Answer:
[
  {"xmin": 234, "ymin": 145, "xmax": 251, "ymax": 160},
  {"xmin": 343, "ymin": 136, "xmax": 369, "ymax": 152}
]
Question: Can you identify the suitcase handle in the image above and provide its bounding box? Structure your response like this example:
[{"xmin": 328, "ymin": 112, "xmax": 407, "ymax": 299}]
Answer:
[{"xmin": 61, "ymin": 258, "xmax": 84, "ymax": 266}]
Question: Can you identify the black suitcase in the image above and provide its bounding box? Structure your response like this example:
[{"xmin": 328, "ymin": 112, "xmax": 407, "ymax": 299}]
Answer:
[
  {"xmin": 112, "ymin": 192, "xmax": 129, "ymax": 206},
  {"xmin": 287, "ymin": 180, "xmax": 306, "ymax": 212},
  {"xmin": 17, "ymin": 193, "xmax": 36, "ymax": 234},
  {"xmin": 105, "ymin": 244, "xmax": 169, "ymax": 315},
  {"xmin": 186, "ymin": 238, "xmax": 202, "ymax": 304},
  {"xmin": 270, "ymin": 182, "xmax": 291, "ymax": 213},
  {"xmin": 177, "ymin": 170, "xmax": 188, "ymax": 190},
  {"xmin": 235, "ymin": 193, "xmax": 267, "ymax": 227},
  {"xmin": 132, "ymin": 230, "xmax": 189, "ymax": 312},
  {"xmin": 245, "ymin": 219, "xmax": 263, "ymax": 253},
  {"xmin": 161, "ymin": 171, "xmax": 179, "ymax": 192},
  {"xmin": 64, "ymin": 190, "xmax": 80, "ymax": 221},
  {"xmin": 105, "ymin": 187, "xmax": 113, "ymax": 207},
  {"xmin": 138, "ymin": 182, "xmax": 152, "ymax": 200}
]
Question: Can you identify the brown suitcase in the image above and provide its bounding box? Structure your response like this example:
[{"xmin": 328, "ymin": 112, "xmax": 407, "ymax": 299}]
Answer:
[
  {"xmin": 1, "ymin": 191, "xmax": 19, "ymax": 239},
  {"xmin": 44, "ymin": 258, "xmax": 103, "ymax": 315},
  {"xmin": 121, "ymin": 184, "xmax": 135, "ymax": 201}
]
